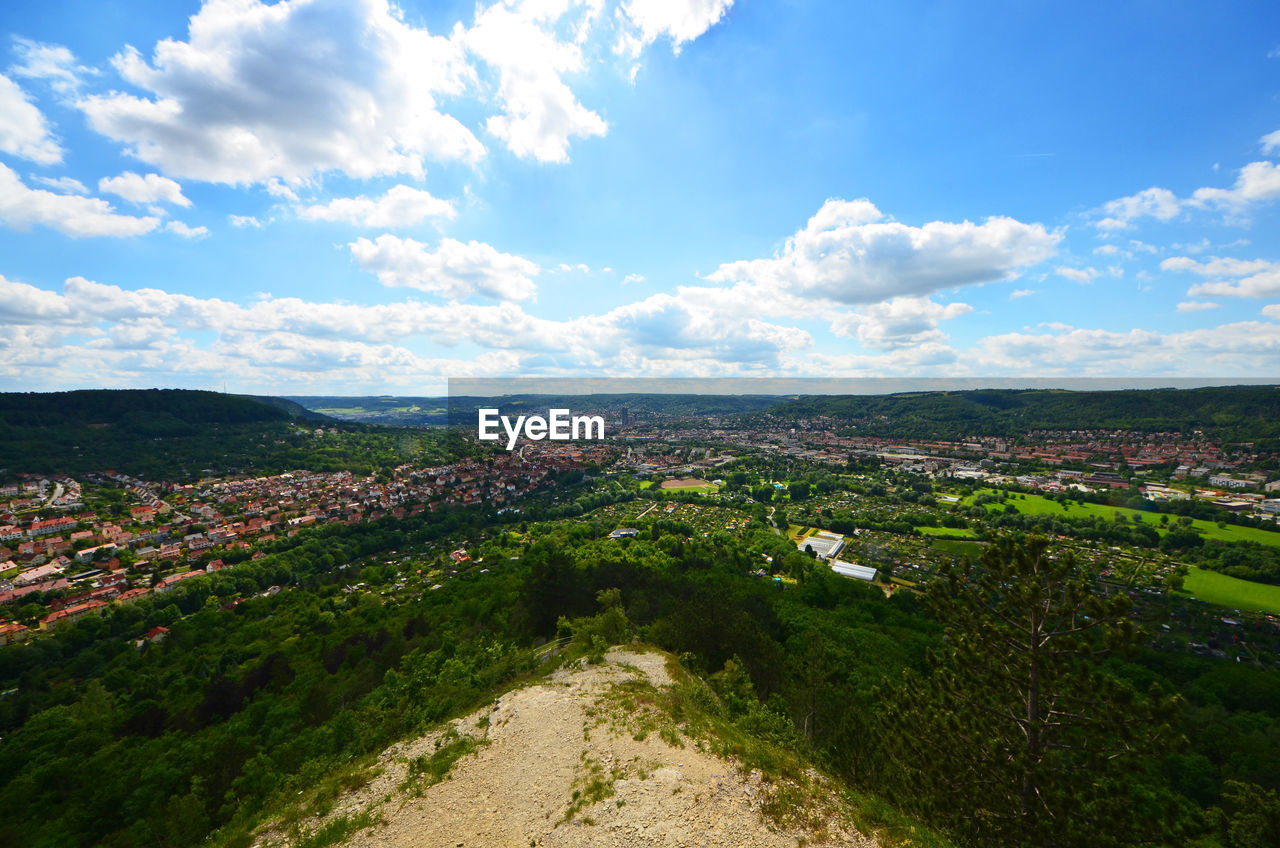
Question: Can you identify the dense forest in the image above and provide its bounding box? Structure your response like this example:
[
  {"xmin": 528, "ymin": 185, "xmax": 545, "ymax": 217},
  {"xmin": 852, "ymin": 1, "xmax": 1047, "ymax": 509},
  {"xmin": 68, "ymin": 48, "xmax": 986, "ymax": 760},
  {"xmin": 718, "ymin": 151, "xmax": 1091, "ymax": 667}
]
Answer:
[
  {"xmin": 763, "ymin": 385, "xmax": 1280, "ymax": 442},
  {"xmin": 0, "ymin": 507, "xmax": 1276, "ymax": 847},
  {"xmin": 0, "ymin": 390, "xmax": 440, "ymax": 479}
]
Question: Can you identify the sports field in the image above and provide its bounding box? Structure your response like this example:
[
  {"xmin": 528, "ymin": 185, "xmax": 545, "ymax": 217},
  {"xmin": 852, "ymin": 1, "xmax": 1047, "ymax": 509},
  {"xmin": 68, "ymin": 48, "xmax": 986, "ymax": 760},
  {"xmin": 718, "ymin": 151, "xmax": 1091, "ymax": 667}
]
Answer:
[
  {"xmin": 1180, "ymin": 566, "xmax": 1280, "ymax": 614},
  {"xmin": 658, "ymin": 478, "xmax": 720, "ymax": 492},
  {"xmin": 914, "ymin": 526, "xmax": 979, "ymax": 538},
  {"xmin": 963, "ymin": 489, "xmax": 1280, "ymax": 548}
]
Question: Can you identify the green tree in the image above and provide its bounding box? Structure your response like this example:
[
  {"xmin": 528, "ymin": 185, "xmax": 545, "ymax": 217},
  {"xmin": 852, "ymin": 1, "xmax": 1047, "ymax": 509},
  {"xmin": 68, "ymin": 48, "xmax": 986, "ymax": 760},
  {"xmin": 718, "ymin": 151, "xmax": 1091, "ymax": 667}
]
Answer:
[{"xmin": 883, "ymin": 535, "xmax": 1183, "ymax": 848}]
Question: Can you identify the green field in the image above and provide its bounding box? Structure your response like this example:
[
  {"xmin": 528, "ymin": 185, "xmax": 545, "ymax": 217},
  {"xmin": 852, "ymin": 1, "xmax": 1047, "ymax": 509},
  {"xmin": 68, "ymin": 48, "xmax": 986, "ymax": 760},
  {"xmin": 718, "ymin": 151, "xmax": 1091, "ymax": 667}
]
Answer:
[
  {"xmin": 659, "ymin": 479, "xmax": 720, "ymax": 493},
  {"xmin": 1180, "ymin": 566, "xmax": 1280, "ymax": 614},
  {"xmin": 963, "ymin": 489, "xmax": 1280, "ymax": 548},
  {"xmin": 929, "ymin": 539, "xmax": 984, "ymax": 561},
  {"xmin": 915, "ymin": 526, "xmax": 979, "ymax": 538}
]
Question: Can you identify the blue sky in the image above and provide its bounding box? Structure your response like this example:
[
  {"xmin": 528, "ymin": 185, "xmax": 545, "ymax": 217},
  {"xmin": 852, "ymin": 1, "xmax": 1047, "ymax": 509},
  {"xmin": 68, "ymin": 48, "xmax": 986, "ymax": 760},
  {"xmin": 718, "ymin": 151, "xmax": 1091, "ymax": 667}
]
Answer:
[{"xmin": 1, "ymin": 0, "xmax": 1279, "ymax": 394}]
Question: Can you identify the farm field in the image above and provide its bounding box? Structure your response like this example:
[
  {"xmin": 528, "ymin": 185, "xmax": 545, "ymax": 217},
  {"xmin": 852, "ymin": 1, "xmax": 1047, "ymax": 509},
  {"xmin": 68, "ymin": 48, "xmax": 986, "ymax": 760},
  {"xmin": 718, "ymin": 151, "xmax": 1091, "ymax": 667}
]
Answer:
[
  {"xmin": 962, "ymin": 488, "xmax": 1280, "ymax": 548},
  {"xmin": 1180, "ymin": 566, "xmax": 1280, "ymax": 615}
]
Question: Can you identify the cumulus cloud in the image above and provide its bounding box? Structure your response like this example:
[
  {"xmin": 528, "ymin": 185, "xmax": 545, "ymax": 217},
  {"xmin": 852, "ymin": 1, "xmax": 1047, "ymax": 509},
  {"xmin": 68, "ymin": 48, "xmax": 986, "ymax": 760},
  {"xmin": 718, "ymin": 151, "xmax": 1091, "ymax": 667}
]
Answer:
[
  {"xmin": 465, "ymin": 0, "xmax": 608, "ymax": 162},
  {"xmin": 1160, "ymin": 255, "xmax": 1273, "ymax": 277},
  {"xmin": 0, "ymin": 72, "xmax": 62, "ymax": 164},
  {"xmin": 1094, "ymin": 187, "xmax": 1180, "ymax": 230},
  {"xmin": 99, "ymin": 171, "xmax": 191, "ymax": 207},
  {"xmin": 0, "ymin": 273, "xmax": 813, "ymax": 389},
  {"xmin": 31, "ymin": 175, "xmax": 88, "ymax": 194},
  {"xmin": 1055, "ymin": 266, "xmax": 1099, "ymax": 284},
  {"xmin": 1262, "ymin": 129, "xmax": 1280, "ymax": 156},
  {"xmin": 1190, "ymin": 160, "xmax": 1280, "ymax": 209},
  {"xmin": 298, "ymin": 184, "xmax": 455, "ymax": 227},
  {"xmin": 705, "ymin": 198, "xmax": 1058, "ymax": 304},
  {"xmin": 0, "ymin": 274, "xmax": 79, "ymax": 323},
  {"xmin": 1187, "ymin": 270, "xmax": 1280, "ymax": 299},
  {"xmin": 348, "ymin": 235, "xmax": 539, "ymax": 301},
  {"xmin": 1176, "ymin": 301, "xmax": 1221, "ymax": 312},
  {"xmin": 77, "ymin": 0, "xmax": 483, "ymax": 186},
  {"xmin": 6, "ymin": 268, "xmax": 1280, "ymax": 389},
  {"xmin": 829, "ymin": 297, "xmax": 973, "ymax": 350},
  {"xmin": 9, "ymin": 38, "xmax": 96, "ymax": 94},
  {"xmin": 970, "ymin": 321, "xmax": 1280, "ymax": 374},
  {"xmin": 165, "ymin": 220, "xmax": 209, "ymax": 238},
  {"xmin": 228, "ymin": 214, "xmax": 261, "ymax": 228},
  {"xmin": 1161, "ymin": 254, "xmax": 1280, "ymax": 298},
  {"xmin": 1010, "ymin": 288, "xmax": 1034, "ymax": 298},
  {"xmin": 0, "ymin": 163, "xmax": 159, "ymax": 237},
  {"xmin": 618, "ymin": 0, "xmax": 734, "ymax": 55}
]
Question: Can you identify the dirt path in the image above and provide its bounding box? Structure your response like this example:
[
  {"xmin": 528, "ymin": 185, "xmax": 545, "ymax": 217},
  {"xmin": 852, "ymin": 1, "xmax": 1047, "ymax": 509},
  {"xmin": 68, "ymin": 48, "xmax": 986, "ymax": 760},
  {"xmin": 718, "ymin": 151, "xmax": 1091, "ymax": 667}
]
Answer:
[{"xmin": 284, "ymin": 647, "xmax": 875, "ymax": 848}]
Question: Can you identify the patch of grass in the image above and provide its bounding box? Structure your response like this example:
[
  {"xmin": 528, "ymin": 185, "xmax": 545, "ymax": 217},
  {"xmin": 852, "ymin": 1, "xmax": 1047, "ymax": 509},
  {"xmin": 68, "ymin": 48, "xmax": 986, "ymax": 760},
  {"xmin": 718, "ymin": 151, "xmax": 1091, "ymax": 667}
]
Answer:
[
  {"xmin": 402, "ymin": 729, "xmax": 487, "ymax": 795},
  {"xmin": 840, "ymin": 788, "xmax": 957, "ymax": 848},
  {"xmin": 561, "ymin": 753, "xmax": 620, "ymax": 824},
  {"xmin": 293, "ymin": 810, "xmax": 383, "ymax": 848},
  {"xmin": 1179, "ymin": 566, "xmax": 1280, "ymax": 614},
  {"xmin": 928, "ymin": 539, "xmax": 984, "ymax": 561}
]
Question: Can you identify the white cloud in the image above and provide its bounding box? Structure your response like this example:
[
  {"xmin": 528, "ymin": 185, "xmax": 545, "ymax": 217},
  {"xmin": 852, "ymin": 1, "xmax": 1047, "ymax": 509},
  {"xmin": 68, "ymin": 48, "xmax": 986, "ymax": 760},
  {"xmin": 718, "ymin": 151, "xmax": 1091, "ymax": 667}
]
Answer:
[
  {"xmin": 9, "ymin": 38, "xmax": 95, "ymax": 94},
  {"xmin": 1176, "ymin": 301, "xmax": 1221, "ymax": 312},
  {"xmin": 99, "ymin": 171, "xmax": 191, "ymax": 207},
  {"xmin": 77, "ymin": 0, "xmax": 483, "ymax": 186},
  {"xmin": 1160, "ymin": 255, "xmax": 1274, "ymax": 277},
  {"xmin": 465, "ymin": 0, "xmax": 608, "ymax": 163},
  {"xmin": 228, "ymin": 214, "xmax": 261, "ymax": 228},
  {"xmin": 1161, "ymin": 254, "xmax": 1280, "ymax": 298},
  {"xmin": 622, "ymin": 273, "xmax": 646, "ymax": 284},
  {"xmin": 8, "ymin": 269, "xmax": 1280, "ymax": 389},
  {"xmin": 31, "ymin": 175, "xmax": 88, "ymax": 194},
  {"xmin": 1092, "ymin": 244, "xmax": 1119, "ymax": 256},
  {"xmin": 1010, "ymin": 288, "xmax": 1033, "ymax": 299},
  {"xmin": 298, "ymin": 184, "xmax": 455, "ymax": 227},
  {"xmin": 0, "ymin": 72, "xmax": 62, "ymax": 164},
  {"xmin": 0, "ymin": 273, "xmax": 813, "ymax": 389},
  {"xmin": 1187, "ymin": 270, "xmax": 1280, "ymax": 299},
  {"xmin": 1094, "ymin": 187, "xmax": 1180, "ymax": 230},
  {"xmin": 829, "ymin": 297, "xmax": 972, "ymax": 350},
  {"xmin": 554, "ymin": 263, "xmax": 591, "ymax": 273},
  {"xmin": 348, "ymin": 235, "xmax": 539, "ymax": 301},
  {"xmin": 1055, "ymin": 266, "xmax": 1099, "ymax": 284},
  {"xmin": 970, "ymin": 321, "xmax": 1280, "ymax": 374},
  {"xmin": 165, "ymin": 220, "xmax": 209, "ymax": 238},
  {"xmin": 619, "ymin": 0, "xmax": 734, "ymax": 54},
  {"xmin": 1261, "ymin": 129, "xmax": 1280, "ymax": 156},
  {"xmin": 1190, "ymin": 160, "xmax": 1280, "ymax": 210},
  {"xmin": 0, "ymin": 274, "xmax": 79, "ymax": 323},
  {"xmin": 705, "ymin": 198, "xmax": 1059, "ymax": 304},
  {"xmin": 0, "ymin": 163, "xmax": 159, "ymax": 237}
]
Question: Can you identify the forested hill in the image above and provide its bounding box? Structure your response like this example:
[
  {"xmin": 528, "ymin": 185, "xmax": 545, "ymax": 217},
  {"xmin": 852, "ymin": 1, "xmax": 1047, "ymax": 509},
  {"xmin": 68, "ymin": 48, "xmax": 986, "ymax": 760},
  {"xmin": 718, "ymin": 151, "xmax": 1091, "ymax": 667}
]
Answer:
[
  {"xmin": 0, "ymin": 389, "xmax": 363, "ymax": 479},
  {"xmin": 0, "ymin": 389, "xmax": 300, "ymax": 428},
  {"xmin": 763, "ymin": 385, "xmax": 1280, "ymax": 441}
]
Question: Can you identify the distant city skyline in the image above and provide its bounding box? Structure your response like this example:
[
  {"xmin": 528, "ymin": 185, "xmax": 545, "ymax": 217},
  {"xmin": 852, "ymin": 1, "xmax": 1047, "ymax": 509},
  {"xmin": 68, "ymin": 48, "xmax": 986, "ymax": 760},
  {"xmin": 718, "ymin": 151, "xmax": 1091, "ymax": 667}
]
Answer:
[{"xmin": 1, "ymin": 0, "xmax": 1279, "ymax": 394}]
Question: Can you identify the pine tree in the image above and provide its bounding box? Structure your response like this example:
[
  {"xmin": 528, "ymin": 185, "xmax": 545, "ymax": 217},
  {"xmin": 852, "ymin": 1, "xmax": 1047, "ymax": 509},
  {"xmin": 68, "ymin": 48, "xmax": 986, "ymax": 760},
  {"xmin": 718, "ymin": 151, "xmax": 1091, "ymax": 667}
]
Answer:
[{"xmin": 881, "ymin": 534, "xmax": 1183, "ymax": 847}]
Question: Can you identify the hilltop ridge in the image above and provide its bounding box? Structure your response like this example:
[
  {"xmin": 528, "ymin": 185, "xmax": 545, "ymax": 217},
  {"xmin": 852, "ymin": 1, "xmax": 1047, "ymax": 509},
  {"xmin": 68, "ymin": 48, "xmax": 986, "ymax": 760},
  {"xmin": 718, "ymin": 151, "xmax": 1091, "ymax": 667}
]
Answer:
[{"xmin": 267, "ymin": 647, "xmax": 876, "ymax": 848}]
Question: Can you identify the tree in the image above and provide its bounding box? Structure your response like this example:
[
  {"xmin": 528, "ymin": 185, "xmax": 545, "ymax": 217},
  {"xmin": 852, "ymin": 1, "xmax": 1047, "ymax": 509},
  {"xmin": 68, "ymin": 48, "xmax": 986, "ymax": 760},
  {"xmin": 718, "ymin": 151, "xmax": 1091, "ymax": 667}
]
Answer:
[{"xmin": 882, "ymin": 534, "xmax": 1183, "ymax": 848}]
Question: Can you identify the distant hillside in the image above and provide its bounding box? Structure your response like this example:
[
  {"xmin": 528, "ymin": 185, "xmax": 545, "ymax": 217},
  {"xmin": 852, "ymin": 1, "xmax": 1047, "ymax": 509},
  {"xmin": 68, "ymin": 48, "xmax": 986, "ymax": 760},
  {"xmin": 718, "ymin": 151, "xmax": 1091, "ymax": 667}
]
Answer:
[
  {"xmin": 0, "ymin": 389, "xmax": 339, "ymax": 479},
  {"xmin": 287, "ymin": 393, "xmax": 784, "ymax": 426},
  {"xmin": 763, "ymin": 385, "xmax": 1280, "ymax": 442}
]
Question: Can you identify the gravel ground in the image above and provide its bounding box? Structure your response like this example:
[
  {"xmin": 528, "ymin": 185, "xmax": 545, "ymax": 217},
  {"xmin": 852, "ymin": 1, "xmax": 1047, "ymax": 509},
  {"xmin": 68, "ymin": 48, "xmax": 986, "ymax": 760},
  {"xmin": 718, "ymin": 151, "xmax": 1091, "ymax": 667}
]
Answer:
[{"xmin": 269, "ymin": 647, "xmax": 876, "ymax": 848}]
